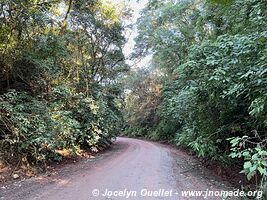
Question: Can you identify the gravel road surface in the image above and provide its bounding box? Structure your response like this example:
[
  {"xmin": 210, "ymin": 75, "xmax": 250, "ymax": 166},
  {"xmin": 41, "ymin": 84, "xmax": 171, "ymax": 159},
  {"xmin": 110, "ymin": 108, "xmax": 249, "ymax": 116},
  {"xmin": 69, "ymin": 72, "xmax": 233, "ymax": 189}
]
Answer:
[{"xmin": 0, "ymin": 137, "xmax": 236, "ymax": 200}]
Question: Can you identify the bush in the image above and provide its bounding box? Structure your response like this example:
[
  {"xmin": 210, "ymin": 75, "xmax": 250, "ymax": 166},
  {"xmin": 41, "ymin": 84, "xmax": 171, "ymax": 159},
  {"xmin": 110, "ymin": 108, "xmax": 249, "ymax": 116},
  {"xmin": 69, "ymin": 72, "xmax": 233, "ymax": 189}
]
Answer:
[
  {"xmin": 0, "ymin": 91, "xmax": 57, "ymax": 164},
  {"xmin": 0, "ymin": 86, "xmax": 124, "ymax": 165}
]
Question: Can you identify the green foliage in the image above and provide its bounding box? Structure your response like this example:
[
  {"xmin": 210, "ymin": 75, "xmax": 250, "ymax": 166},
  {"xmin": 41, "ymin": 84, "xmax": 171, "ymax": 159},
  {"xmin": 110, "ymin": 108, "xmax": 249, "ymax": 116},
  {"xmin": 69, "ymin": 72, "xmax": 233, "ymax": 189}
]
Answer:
[
  {"xmin": 123, "ymin": 68, "xmax": 163, "ymax": 139},
  {"xmin": 129, "ymin": 0, "xmax": 267, "ymax": 188},
  {"xmin": 0, "ymin": 91, "xmax": 57, "ymax": 163},
  {"xmin": 0, "ymin": 0, "xmax": 128, "ymax": 165},
  {"xmin": 229, "ymin": 136, "xmax": 267, "ymax": 197},
  {"xmin": 229, "ymin": 136, "xmax": 267, "ymax": 181}
]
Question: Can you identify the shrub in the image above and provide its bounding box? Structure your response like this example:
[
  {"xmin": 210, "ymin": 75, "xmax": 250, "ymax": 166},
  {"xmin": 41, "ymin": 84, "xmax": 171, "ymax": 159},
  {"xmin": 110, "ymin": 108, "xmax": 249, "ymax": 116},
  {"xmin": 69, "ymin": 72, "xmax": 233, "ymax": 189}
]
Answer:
[{"xmin": 0, "ymin": 91, "xmax": 57, "ymax": 164}]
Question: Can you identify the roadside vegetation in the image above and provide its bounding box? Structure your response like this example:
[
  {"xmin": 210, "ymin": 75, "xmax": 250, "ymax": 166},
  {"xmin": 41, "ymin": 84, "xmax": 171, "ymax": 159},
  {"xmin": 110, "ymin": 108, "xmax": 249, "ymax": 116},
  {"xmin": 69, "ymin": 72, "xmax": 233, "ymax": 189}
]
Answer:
[
  {"xmin": 0, "ymin": 0, "xmax": 266, "ymax": 197},
  {"xmin": 0, "ymin": 0, "xmax": 127, "ymax": 166},
  {"xmin": 123, "ymin": 0, "xmax": 267, "ymax": 195}
]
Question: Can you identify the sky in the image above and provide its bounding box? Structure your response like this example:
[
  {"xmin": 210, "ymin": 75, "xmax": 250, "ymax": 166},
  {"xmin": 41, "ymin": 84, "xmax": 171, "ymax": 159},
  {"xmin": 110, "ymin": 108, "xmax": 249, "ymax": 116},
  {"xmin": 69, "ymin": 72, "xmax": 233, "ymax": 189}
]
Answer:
[
  {"xmin": 60, "ymin": 0, "xmax": 150, "ymax": 69},
  {"xmin": 118, "ymin": 0, "xmax": 152, "ymax": 69}
]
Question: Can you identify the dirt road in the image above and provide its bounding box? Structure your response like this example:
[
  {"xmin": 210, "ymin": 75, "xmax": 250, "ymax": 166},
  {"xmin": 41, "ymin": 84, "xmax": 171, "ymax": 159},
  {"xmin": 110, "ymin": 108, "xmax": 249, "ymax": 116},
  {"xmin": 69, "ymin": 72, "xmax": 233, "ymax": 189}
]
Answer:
[{"xmin": 0, "ymin": 137, "xmax": 235, "ymax": 200}]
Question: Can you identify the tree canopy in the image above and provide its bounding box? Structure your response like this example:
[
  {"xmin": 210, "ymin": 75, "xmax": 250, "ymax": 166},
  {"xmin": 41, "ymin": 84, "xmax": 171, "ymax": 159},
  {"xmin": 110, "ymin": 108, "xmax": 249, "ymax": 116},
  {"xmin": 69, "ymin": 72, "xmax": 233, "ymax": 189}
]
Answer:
[
  {"xmin": 123, "ymin": 0, "xmax": 267, "ymax": 193},
  {"xmin": 1, "ymin": 0, "xmax": 267, "ymax": 194},
  {"xmin": 0, "ymin": 0, "xmax": 128, "ymax": 164}
]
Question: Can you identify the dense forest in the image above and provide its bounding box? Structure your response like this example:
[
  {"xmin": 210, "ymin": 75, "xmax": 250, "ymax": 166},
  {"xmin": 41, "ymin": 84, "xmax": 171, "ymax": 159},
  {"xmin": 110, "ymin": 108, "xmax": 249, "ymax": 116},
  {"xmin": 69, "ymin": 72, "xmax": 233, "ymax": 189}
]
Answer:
[
  {"xmin": 123, "ymin": 0, "xmax": 267, "ymax": 193},
  {"xmin": 0, "ymin": 0, "xmax": 266, "ymax": 196},
  {"xmin": 0, "ymin": 0, "xmax": 128, "ymax": 164}
]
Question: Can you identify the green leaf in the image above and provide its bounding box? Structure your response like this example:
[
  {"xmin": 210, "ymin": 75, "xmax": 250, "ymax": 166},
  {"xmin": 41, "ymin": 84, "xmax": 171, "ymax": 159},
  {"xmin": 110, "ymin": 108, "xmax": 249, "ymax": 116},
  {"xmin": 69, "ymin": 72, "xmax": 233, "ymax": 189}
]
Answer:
[
  {"xmin": 249, "ymin": 165, "xmax": 257, "ymax": 173},
  {"xmin": 252, "ymin": 154, "xmax": 259, "ymax": 161},
  {"xmin": 242, "ymin": 151, "xmax": 250, "ymax": 157},
  {"xmin": 258, "ymin": 167, "xmax": 267, "ymax": 176},
  {"xmin": 244, "ymin": 161, "xmax": 252, "ymax": 169},
  {"xmin": 247, "ymin": 171, "xmax": 256, "ymax": 180}
]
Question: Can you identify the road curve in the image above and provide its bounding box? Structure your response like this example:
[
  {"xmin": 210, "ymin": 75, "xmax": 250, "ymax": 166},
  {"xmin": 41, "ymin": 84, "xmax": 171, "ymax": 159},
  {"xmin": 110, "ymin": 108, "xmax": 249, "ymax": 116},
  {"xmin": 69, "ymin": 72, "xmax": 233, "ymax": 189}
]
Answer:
[{"xmin": 1, "ymin": 137, "xmax": 232, "ymax": 200}]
